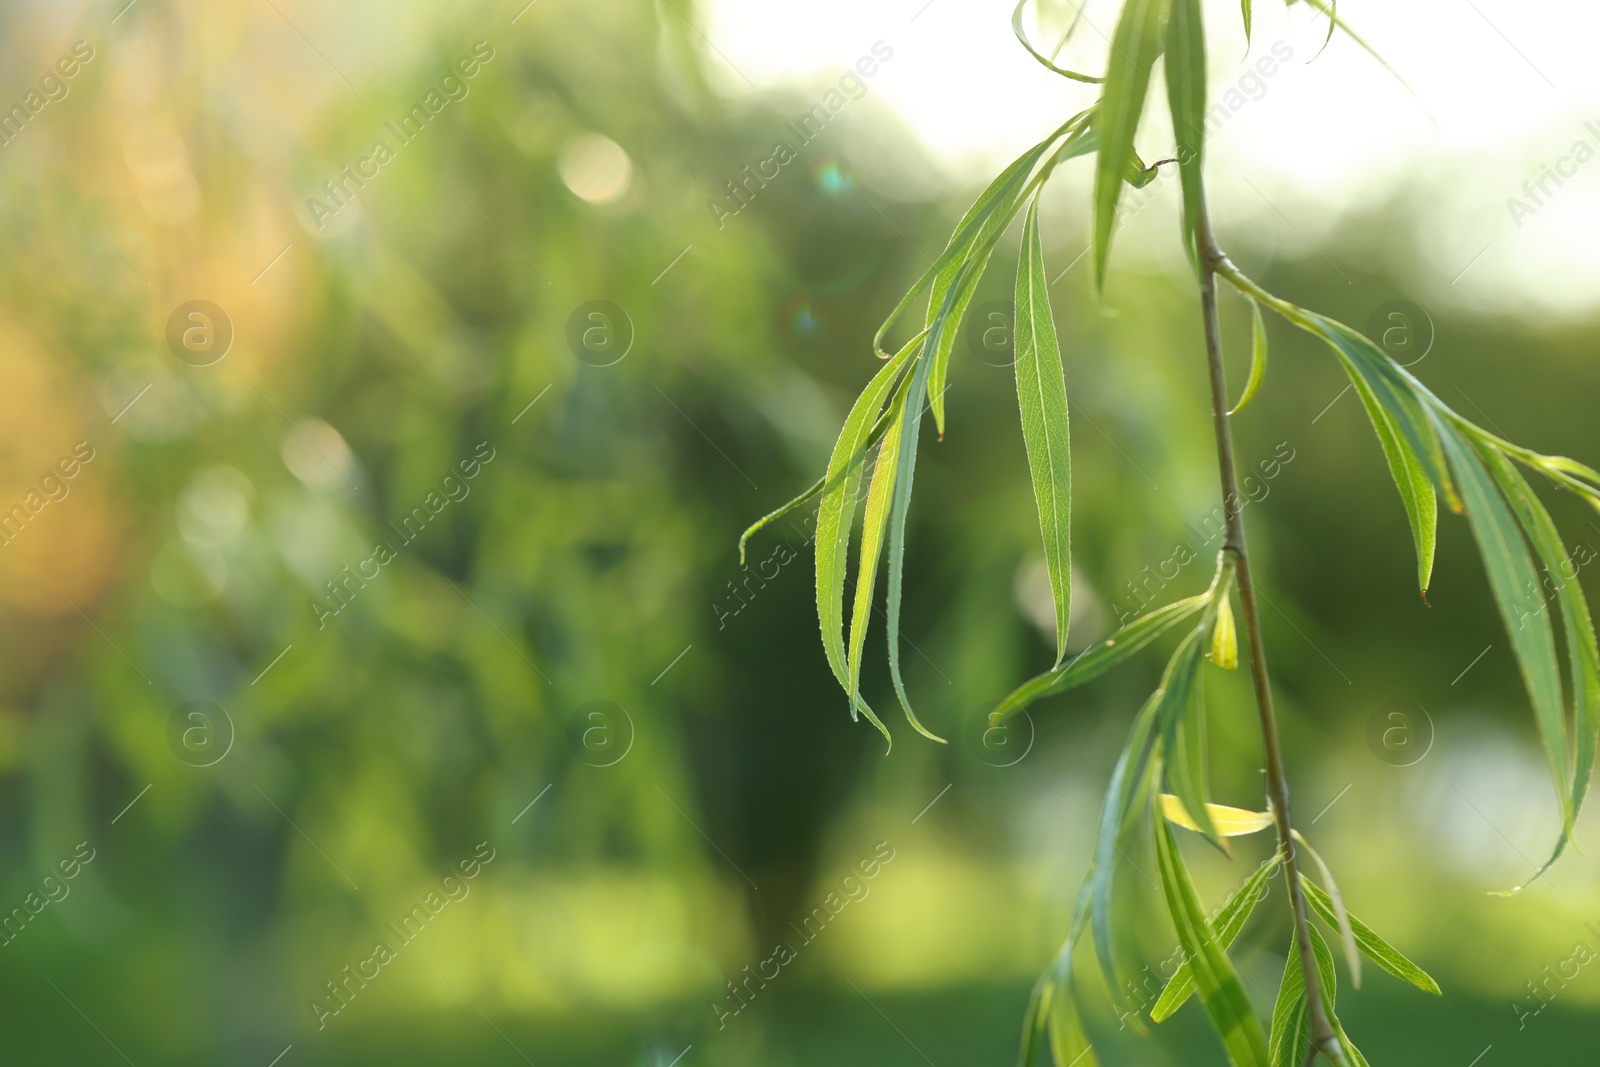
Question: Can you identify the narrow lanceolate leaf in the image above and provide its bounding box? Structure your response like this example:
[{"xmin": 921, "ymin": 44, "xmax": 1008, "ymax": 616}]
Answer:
[
  {"xmin": 1229, "ymin": 298, "xmax": 1268, "ymax": 416},
  {"xmin": 1092, "ymin": 682, "xmax": 1166, "ymax": 1016},
  {"xmin": 885, "ymin": 282, "xmax": 966, "ymax": 744},
  {"xmin": 1092, "ymin": 0, "xmax": 1168, "ymax": 293},
  {"xmin": 846, "ymin": 376, "xmax": 913, "ymax": 726},
  {"xmin": 1310, "ymin": 926, "xmax": 1372, "ymax": 1067},
  {"xmin": 741, "ymin": 382, "xmax": 911, "ymax": 562},
  {"xmin": 925, "ymin": 122, "xmax": 1099, "ymax": 436},
  {"xmin": 1039, "ymin": 875, "xmax": 1101, "ymax": 1067},
  {"xmin": 1241, "ymin": 0, "xmax": 1253, "ymax": 42},
  {"xmin": 1160, "ymin": 795, "xmax": 1273, "ymax": 838},
  {"xmin": 1295, "ymin": 0, "xmax": 1428, "ymax": 111},
  {"xmin": 1302, "ymin": 879, "xmax": 1441, "ymax": 995},
  {"xmin": 1165, "ymin": 0, "xmax": 1207, "ymax": 269},
  {"xmin": 1154, "ymin": 818, "xmax": 1271, "ymax": 1067},
  {"xmin": 1158, "ymin": 629, "xmax": 1217, "ymax": 843},
  {"xmin": 990, "ymin": 593, "xmax": 1209, "ymax": 724},
  {"xmin": 1435, "ymin": 418, "xmax": 1570, "ymax": 838},
  {"xmin": 1090, "ymin": 631, "xmax": 1213, "ymax": 1004},
  {"xmin": 1046, "ymin": 973, "xmax": 1098, "ymax": 1067},
  {"xmin": 1272, "ymin": 927, "xmax": 1363, "ymax": 1067},
  {"xmin": 1240, "ymin": 284, "xmax": 1454, "ymax": 507},
  {"xmin": 1482, "ymin": 443, "xmax": 1600, "ymax": 889},
  {"xmin": 1267, "ymin": 995, "xmax": 1307, "ymax": 1067},
  {"xmin": 904, "ymin": 115, "xmax": 1094, "ymax": 436},
  {"xmin": 1267, "ymin": 933, "xmax": 1311, "ymax": 1067},
  {"xmin": 875, "ymin": 117, "xmax": 1071, "ymax": 359},
  {"xmin": 740, "ymin": 474, "xmax": 823, "ymax": 565},
  {"xmin": 1292, "ymin": 831, "xmax": 1359, "ymax": 989},
  {"xmin": 1015, "ymin": 197, "xmax": 1074, "ymax": 665},
  {"xmin": 1310, "ymin": 313, "xmax": 1457, "ymax": 511},
  {"xmin": 814, "ymin": 330, "xmax": 925, "ymax": 745},
  {"xmin": 1344, "ymin": 367, "xmax": 1437, "ymax": 596},
  {"xmin": 1152, "ymin": 852, "xmax": 1281, "ymax": 1022},
  {"xmin": 1011, "ymin": 0, "xmax": 1105, "ymax": 83},
  {"xmin": 1017, "ymin": 969, "xmax": 1052, "ymax": 1067}
]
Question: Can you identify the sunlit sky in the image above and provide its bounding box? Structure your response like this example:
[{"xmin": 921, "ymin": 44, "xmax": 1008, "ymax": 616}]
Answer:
[{"xmin": 704, "ymin": 0, "xmax": 1600, "ymax": 314}]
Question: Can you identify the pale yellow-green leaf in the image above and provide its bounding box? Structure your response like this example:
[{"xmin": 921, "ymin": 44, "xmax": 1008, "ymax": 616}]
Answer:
[{"xmin": 1161, "ymin": 794, "xmax": 1273, "ymax": 837}]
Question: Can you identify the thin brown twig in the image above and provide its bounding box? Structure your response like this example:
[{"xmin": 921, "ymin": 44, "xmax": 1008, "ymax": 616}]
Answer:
[{"xmin": 1193, "ymin": 201, "xmax": 1343, "ymax": 1065}]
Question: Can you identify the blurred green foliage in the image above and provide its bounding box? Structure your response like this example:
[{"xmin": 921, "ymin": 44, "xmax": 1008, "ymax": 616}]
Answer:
[{"xmin": 0, "ymin": 0, "xmax": 1597, "ymax": 1064}]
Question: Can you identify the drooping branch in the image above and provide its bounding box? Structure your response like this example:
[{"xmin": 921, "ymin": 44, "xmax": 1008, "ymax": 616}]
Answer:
[{"xmin": 1192, "ymin": 204, "xmax": 1343, "ymax": 1066}]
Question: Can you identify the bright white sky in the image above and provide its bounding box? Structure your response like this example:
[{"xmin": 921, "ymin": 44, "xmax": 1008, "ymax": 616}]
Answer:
[{"xmin": 704, "ymin": 0, "xmax": 1600, "ymax": 314}]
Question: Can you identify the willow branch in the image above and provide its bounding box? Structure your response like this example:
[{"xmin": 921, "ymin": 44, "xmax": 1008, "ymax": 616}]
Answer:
[{"xmin": 1192, "ymin": 205, "xmax": 1343, "ymax": 1064}]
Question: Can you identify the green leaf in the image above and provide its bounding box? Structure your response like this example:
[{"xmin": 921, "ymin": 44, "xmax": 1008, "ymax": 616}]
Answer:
[
  {"xmin": 1046, "ymin": 975, "xmax": 1098, "ymax": 1067},
  {"xmin": 1294, "ymin": 0, "xmax": 1429, "ymax": 114},
  {"xmin": 875, "ymin": 121, "xmax": 1066, "ymax": 357},
  {"xmin": 1292, "ymin": 831, "xmax": 1359, "ymax": 989},
  {"xmin": 1309, "ymin": 926, "xmax": 1370, "ymax": 1067},
  {"xmin": 1481, "ymin": 443, "xmax": 1600, "ymax": 890},
  {"xmin": 1050, "ymin": 880, "xmax": 1103, "ymax": 1066},
  {"xmin": 1021, "ymin": 871, "xmax": 1101, "ymax": 1067},
  {"xmin": 1092, "ymin": 0, "xmax": 1167, "ymax": 293},
  {"xmin": 1152, "ymin": 852, "xmax": 1281, "ymax": 1021},
  {"xmin": 1271, "ymin": 927, "xmax": 1366, "ymax": 1067},
  {"xmin": 1241, "ymin": 0, "xmax": 1252, "ymax": 41},
  {"xmin": 1343, "ymin": 364, "xmax": 1437, "ymax": 596},
  {"xmin": 741, "ymin": 375, "xmax": 915, "ymax": 563},
  {"xmin": 923, "ymin": 120, "xmax": 1100, "ymax": 437},
  {"xmin": 1091, "ymin": 676, "xmax": 1167, "ymax": 1014},
  {"xmin": 846, "ymin": 374, "xmax": 914, "ymax": 726},
  {"xmin": 1154, "ymin": 817, "xmax": 1271, "ymax": 1067},
  {"xmin": 1302, "ymin": 877, "xmax": 1441, "ymax": 995},
  {"xmin": 884, "ymin": 279, "xmax": 966, "ymax": 744},
  {"xmin": 1230, "ymin": 281, "xmax": 1456, "ymax": 515},
  {"xmin": 1014, "ymin": 196, "xmax": 1074, "ymax": 665},
  {"xmin": 877, "ymin": 114, "xmax": 1091, "ymax": 437},
  {"xmin": 1017, "ymin": 973, "xmax": 1051, "ymax": 1067},
  {"xmin": 1011, "ymin": 0, "xmax": 1105, "ymax": 83},
  {"xmin": 1312, "ymin": 0, "xmax": 1338, "ymax": 57},
  {"xmin": 813, "ymin": 329, "xmax": 925, "ymax": 746},
  {"xmin": 990, "ymin": 593, "xmax": 1210, "ymax": 724},
  {"xmin": 1089, "ymin": 629, "xmax": 1213, "ymax": 1001},
  {"xmin": 1311, "ymin": 313, "xmax": 1457, "ymax": 511},
  {"xmin": 1435, "ymin": 417, "xmax": 1570, "ymax": 838},
  {"xmin": 1266, "ymin": 935, "xmax": 1310, "ymax": 1067},
  {"xmin": 1158, "ymin": 630, "xmax": 1217, "ymax": 843},
  {"xmin": 1228, "ymin": 298, "xmax": 1268, "ymax": 416},
  {"xmin": 739, "ymin": 474, "xmax": 824, "ymax": 566},
  {"xmin": 1165, "ymin": 0, "xmax": 1207, "ymax": 269},
  {"xmin": 1236, "ymin": 285, "xmax": 1443, "ymax": 592}
]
